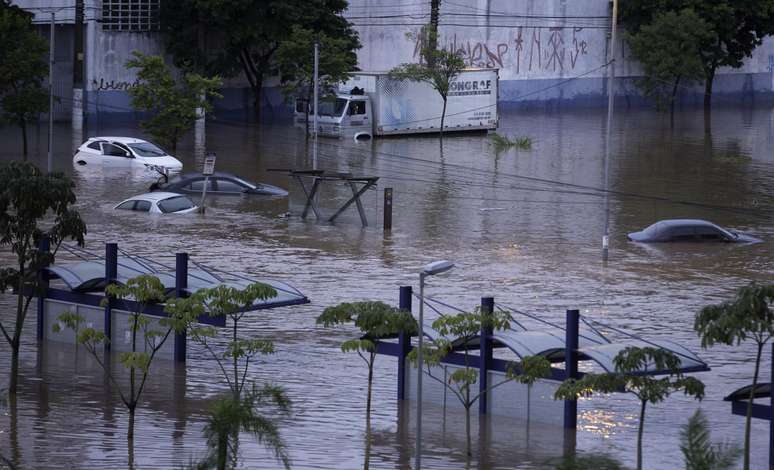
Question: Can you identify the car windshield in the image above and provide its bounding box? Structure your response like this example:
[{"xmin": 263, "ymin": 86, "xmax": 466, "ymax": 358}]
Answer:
[
  {"xmin": 642, "ymin": 222, "xmax": 662, "ymax": 235},
  {"xmin": 128, "ymin": 142, "xmax": 166, "ymax": 158},
  {"xmin": 158, "ymin": 196, "xmax": 195, "ymax": 213},
  {"xmin": 318, "ymin": 98, "xmax": 348, "ymax": 117}
]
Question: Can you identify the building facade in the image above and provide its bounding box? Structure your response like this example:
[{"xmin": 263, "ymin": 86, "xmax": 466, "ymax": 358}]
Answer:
[{"xmin": 13, "ymin": 0, "xmax": 774, "ymax": 120}]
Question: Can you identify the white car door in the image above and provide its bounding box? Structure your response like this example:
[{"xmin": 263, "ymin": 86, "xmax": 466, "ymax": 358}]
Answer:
[{"xmin": 100, "ymin": 142, "xmax": 135, "ymax": 167}]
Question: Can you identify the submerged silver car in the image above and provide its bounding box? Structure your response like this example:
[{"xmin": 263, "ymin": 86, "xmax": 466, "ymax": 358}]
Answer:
[{"xmin": 628, "ymin": 219, "xmax": 761, "ymax": 243}]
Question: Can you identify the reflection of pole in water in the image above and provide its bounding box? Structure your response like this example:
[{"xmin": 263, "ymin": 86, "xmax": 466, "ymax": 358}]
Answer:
[{"xmin": 602, "ymin": 0, "xmax": 618, "ymax": 261}]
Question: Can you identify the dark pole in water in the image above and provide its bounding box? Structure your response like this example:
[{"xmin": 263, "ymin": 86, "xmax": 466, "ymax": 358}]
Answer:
[
  {"xmin": 563, "ymin": 309, "xmax": 579, "ymax": 430},
  {"xmin": 479, "ymin": 296, "xmax": 494, "ymax": 414},
  {"xmin": 174, "ymin": 253, "xmax": 188, "ymax": 362},
  {"xmin": 384, "ymin": 188, "xmax": 393, "ymax": 231},
  {"xmin": 104, "ymin": 243, "xmax": 118, "ymax": 353},
  {"xmin": 397, "ymin": 285, "xmax": 412, "ymax": 400}
]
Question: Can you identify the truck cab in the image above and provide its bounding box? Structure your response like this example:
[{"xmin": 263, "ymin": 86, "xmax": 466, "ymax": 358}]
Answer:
[{"xmin": 294, "ymin": 94, "xmax": 373, "ymax": 140}]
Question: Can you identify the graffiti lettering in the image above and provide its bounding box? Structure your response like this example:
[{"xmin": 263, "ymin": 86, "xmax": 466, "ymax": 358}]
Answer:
[
  {"xmin": 91, "ymin": 78, "xmax": 139, "ymax": 91},
  {"xmin": 410, "ymin": 27, "xmax": 594, "ymax": 75}
]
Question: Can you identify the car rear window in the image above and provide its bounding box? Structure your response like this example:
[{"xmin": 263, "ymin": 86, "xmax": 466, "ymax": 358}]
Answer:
[{"xmin": 158, "ymin": 196, "xmax": 195, "ymax": 213}]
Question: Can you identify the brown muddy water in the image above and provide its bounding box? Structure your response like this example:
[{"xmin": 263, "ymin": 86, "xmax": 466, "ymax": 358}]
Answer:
[{"xmin": 0, "ymin": 106, "xmax": 772, "ymax": 469}]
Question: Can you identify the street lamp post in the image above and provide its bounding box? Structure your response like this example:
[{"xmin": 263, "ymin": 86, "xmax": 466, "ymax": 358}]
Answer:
[{"xmin": 415, "ymin": 260, "xmax": 454, "ymax": 470}]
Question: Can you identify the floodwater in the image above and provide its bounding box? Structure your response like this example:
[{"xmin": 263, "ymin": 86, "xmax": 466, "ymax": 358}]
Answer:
[{"xmin": 0, "ymin": 105, "xmax": 773, "ymax": 469}]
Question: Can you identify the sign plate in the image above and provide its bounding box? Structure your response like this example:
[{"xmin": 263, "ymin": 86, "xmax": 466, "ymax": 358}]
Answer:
[{"xmin": 203, "ymin": 154, "xmax": 216, "ymax": 176}]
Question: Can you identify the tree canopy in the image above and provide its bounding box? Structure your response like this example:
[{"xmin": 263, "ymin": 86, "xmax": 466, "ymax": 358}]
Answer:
[
  {"xmin": 159, "ymin": 0, "xmax": 360, "ymax": 119},
  {"xmin": 126, "ymin": 51, "xmax": 222, "ymax": 153},
  {"xmin": 0, "ymin": 2, "xmax": 49, "ymax": 158},
  {"xmin": 621, "ymin": 0, "xmax": 774, "ymax": 109}
]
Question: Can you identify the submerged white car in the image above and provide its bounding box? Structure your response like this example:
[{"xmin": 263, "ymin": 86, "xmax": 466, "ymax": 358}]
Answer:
[
  {"xmin": 73, "ymin": 137, "xmax": 183, "ymax": 171},
  {"xmin": 114, "ymin": 192, "xmax": 198, "ymax": 214}
]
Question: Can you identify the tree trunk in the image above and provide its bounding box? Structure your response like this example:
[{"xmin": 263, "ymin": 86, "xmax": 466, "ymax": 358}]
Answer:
[
  {"xmin": 465, "ymin": 403, "xmax": 471, "ymax": 458},
  {"xmin": 637, "ymin": 400, "xmax": 646, "ymax": 470},
  {"xmin": 669, "ymin": 76, "xmax": 681, "ymax": 122},
  {"xmin": 128, "ymin": 414, "xmax": 135, "ymax": 470},
  {"xmin": 440, "ymin": 98, "xmax": 447, "ymax": 139},
  {"xmin": 366, "ymin": 356, "xmax": 374, "ymax": 431},
  {"xmin": 233, "ymin": 319, "xmax": 239, "ymax": 401},
  {"xmin": 9, "ymin": 268, "xmax": 26, "ymax": 395},
  {"xmin": 20, "ymin": 120, "xmax": 28, "ymax": 161},
  {"xmin": 253, "ymin": 74, "xmax": 264, "ymax": 123},
  {"xmin": 9, "ymin": 339, "xmax": 19, "ymax": 395},
  {"xmin": 217, "ymin": 433, "xmax": 228, "ymax": 470},
  {"xmin": 743, "ymin": 342, "xmax": 763, "ymax": 470},
  {"xmin": 128, "ymin": 405, "xmax": 135, "ymax": 439},
  {"xmin": 703, "ymin": 67, "xmax": 715, "ymax": 113}
]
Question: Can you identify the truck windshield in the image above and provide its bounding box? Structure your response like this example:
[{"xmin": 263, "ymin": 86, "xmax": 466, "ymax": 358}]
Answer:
[{"xmin": 318, "ymin": 98, "xmax": 348, "ymax": 117}]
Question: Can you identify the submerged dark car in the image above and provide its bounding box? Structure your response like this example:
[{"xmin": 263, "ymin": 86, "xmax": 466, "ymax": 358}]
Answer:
[
  {"xmin": 628, "ymin": 219, "xmax": 761, "ymax": 243},
  {"xmin": 151, "ymin": 171, "xmax": 288, "ymax": 197}
]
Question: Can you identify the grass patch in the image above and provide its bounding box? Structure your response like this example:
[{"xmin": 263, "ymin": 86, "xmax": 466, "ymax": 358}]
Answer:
[
  {"xmin": 714, "ymin": 152, "xmax": 752, "ymax": 164},
  {"xmin": 489, "ymin": 132, "xmax": 532, "ymax": 152}
]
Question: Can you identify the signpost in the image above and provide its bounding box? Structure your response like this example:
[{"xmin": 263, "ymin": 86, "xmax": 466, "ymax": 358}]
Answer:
[{"xmin": 199, "ymin": 153, "xmax": 216, "ymax": 213}]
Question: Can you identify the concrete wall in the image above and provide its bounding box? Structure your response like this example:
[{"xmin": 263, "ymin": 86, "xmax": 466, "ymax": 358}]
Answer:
[
  {"xmin": 350, "ymin": 0, "xmax": 774, "ymax": 105},
  {"xmin": 12, "ymin": 0, "xmax": 774, "ymax": 116}
]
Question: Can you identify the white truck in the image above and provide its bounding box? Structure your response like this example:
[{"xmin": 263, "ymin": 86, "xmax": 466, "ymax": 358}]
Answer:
[{"xmin": 295, "ymin": 69, "xmax": 499, "ymax": 139}]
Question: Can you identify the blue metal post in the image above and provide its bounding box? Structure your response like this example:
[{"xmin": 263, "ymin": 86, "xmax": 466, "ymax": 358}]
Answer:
[
  {"xmin": 104, "ymin": 243, "xmax": 118, "ymax": 352},
  {"xmin": 397, "ymin": 285, "xmax": 412, "ymax": 400},
  {"xmin": 564, "ymin": 309, "xmax": 580, "ymax": 430},
  {"xmin": 479, "ymin": 296, "xmax": 494, "ymax": 414},
  {"xmin": 174, "ymin": 252, "xmax": 188, "ymax": 362},
  {"xmin": 36, "ymin": 237, "xmax": 50, "ymax": 340}
]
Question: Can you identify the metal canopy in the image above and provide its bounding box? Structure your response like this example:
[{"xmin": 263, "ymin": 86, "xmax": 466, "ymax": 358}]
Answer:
[
  {"xmin": 44, "ymin": 257, "xmax": 308, "ymax": 310},
  {"xmin": 724, "ymin": 383, "xmax": 771, "ymax": 402},
  {"xmin": 414, "ymin": 295, "xmax": 709, "ymax": 376}
]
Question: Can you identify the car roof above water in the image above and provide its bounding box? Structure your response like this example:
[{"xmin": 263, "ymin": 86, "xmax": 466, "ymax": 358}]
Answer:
[
  {"xmin": 86, "ymin": 136, "xmax": 149, "ymax": 145},
  {"xmin": 125, "ymin": 192, "xmax": 186, "ymax": 202}
]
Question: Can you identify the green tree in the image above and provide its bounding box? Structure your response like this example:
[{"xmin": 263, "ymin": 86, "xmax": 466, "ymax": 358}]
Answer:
[
  {"xmin": 680, "ymin": 409, "xmax": 741, "ymax": 470},
  {"xmin": 166, "ymin": 282, "xmax": 291, "ymax": 470},
  {"xmin": 159, "ymin": 0, "xmax": 359, "ymax": 121},
  {"xmin": 126, "ymin": 51, "xmax": 222, "ymax": 153},
  {"xmin": 554, "ymin": 347, "xmax": 705, "ymax": 470},
  {"xmin": 316, "ymin": 301, "xmax": 416, "ymax": 469},
  {"xmin": 620, "ymin": 0, "xmax": 774, "ymax": 110},
  {"xmin": 275, "ymin": 25, "xmax": 360, "ymax": 136},
  {"xmin": 695, "ymin": 282, "xmax": 774, "ymax": 470},
  {"xmin": 625, "ymin": 9, "xmax": 714, "ymax": 115},
  {"xmin": 54, "ymin": 276, "xmax": 188, "ymax": 445},
  {"xmin": 0, "ymin": 2, "xmax": 49, "ymax": 159},
  {"xmin": 409, "ymin": 307, "xmax": 551, "ymax": 457},
  {"xmin": 390, "ymin": 34, "xmax": 465, "ymax": 136},
  {"xmin": 0, "ymin": 161, "xmax": 86, "ymax": 395}
]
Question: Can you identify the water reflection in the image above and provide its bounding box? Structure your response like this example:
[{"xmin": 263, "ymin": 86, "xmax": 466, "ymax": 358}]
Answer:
[{"xmin": 0, "ymin": 105, "xmax": 772, "ymax": 468}]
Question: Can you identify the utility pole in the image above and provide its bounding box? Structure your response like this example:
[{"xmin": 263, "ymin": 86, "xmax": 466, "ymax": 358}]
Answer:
[
  {"xmin": 48, "ymin": 11, "xmax": 55, "ymax": 173},
  {"xmin": 72, "ymin": 0, "xmax": 85, "ymax": 150},
  {"xmin": 602, "ymin": 0, "xmax": 618, "ymax": 261},
  {"xmin": 427, "ymin": 0, "xmax": 441, "ymax": 65},
  {"xmin": 313, "ymin": 41, "xmax": 319, "ymax": 170}
]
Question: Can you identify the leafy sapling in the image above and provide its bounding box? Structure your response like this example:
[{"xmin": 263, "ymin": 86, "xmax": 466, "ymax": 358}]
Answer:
[
  {"xmin": 554, "ymin": 347, "xmax": 705, "ymax": 470},
  {"xmin": 695, "ymin": 282, "xmax": 774, "ymax": 470},
  {"xmin": 0, "ymin": 161, "xmax": 86, "ymax": 395},
  {"xmin": 166, "ymin": 282, "xmax": 291, "ymax": 470},
  {"xmin": 408, "ymin": 307, "xmax": 551, "ymax": 458}
]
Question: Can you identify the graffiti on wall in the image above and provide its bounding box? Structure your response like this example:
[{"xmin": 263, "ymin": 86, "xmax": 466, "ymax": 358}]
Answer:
[
  {"xmin": 412, "ymin": 27, "xmax": 593, "ymax": 74},
  {"xmin": 91, "ymin": 77, "xmax": 140, "ymax": 91}
]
